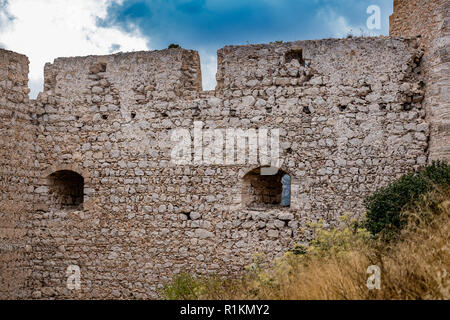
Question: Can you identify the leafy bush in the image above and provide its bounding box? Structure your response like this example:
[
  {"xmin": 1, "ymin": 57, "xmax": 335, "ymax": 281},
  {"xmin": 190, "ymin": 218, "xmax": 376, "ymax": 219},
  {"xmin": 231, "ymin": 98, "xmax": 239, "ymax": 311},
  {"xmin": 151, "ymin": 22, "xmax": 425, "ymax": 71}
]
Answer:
[
  {"xmin": 168, "ymin": 43, "xmax": 181, "ymax": 49},
  {"xmin": 364, "ymin": 161, "xmax": 450, "ymax": 237},
  {"xmin": 162, "ymin": 273, "xmax": 203, "ymax": 300},
  {"xmin": 306, "ymin": 214, "xmax": 371, "ymax": 256},
  {"xmin": 291, "ymin": 214, "xmax": 370, "ymax": 256},
  {"xmin": 162, "ymin": 273, "xmax": 242, "ymax": 300}
]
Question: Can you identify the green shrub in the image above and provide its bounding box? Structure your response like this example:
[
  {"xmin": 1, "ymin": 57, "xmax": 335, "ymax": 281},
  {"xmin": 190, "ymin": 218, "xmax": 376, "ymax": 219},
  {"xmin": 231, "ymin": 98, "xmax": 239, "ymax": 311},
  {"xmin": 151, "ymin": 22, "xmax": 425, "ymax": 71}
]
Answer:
[
  {"xmin": 269, "ymin": 40, "xmax": 283, "ymax": 44},
  {"xmin": 162, "ymin": 273, "xmax": 203, "ymax": 300},
  {"xmin": 307, "ymin": 214, "xmax": 371, "ymax": 256},
  {"xmin": 162, "ymin": 273, "xmax": 239, "ymax": 300},
  {"xmin": 168, "ymin": 43, "xmax": 181, "ymax": 49},
  {"xmin": 291, "ymin": 214, "xmax": 370, "ymax": 257},
  {"xmin": 364, "ymin": 161, "xmax": 450, "ymax": 237}
]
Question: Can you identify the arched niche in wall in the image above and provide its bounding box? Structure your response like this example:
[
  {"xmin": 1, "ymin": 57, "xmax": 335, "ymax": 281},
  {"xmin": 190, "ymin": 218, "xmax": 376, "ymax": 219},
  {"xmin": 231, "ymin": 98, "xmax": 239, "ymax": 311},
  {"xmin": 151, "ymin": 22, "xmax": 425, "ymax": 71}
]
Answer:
[
  {"xmin": 242, "ymin": 167, "xmax": 291, "ymax": 210},
  {"xmin": 47, "ymin": 170, "xmax": 84, "ymax": 210}
]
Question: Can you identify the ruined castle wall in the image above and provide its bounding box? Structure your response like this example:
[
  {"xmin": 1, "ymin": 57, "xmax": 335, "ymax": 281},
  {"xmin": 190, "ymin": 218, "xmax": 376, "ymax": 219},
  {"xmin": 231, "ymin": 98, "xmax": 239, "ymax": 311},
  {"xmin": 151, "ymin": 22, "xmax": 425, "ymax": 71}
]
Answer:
[
  {"xmin": 0, "ymin": 49, "xmax": 35, "ymax": 298},
  {"xmin": 29, "ymin": 37, "xmax": 429, "ymax": 299},
  {"xmin": 30, "ymin": 49, "xmax": 202, "ymax": 299},
  {"xmin": 390, "ymin": 0, "xmax": 450, "ymax": 161}
]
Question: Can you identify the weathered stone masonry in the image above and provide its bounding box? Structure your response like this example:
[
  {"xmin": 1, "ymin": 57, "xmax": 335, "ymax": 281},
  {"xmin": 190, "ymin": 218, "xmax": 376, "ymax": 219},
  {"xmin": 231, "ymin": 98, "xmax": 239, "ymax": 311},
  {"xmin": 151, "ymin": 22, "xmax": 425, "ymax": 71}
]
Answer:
[
  {"xmin": 0, "ymin": 49, "xmax": 35, "ymax": 299},
  {"xmin": 390, "ymin": 0, "xmax": 450, "ymax": 161},
  {"xmin": 0, "ymin": 0, "xmax": 448, "ymax": 299}
]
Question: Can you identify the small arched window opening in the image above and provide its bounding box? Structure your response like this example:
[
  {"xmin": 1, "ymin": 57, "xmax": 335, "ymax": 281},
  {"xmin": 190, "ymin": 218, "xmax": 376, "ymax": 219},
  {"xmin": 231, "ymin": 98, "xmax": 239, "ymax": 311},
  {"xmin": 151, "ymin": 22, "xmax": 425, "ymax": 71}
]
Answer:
[
  {"xmin": 242, "ymin": 167, "xmax": 291, "ymax": 210},
  {"xmin": 47, "ymin": 170, "xmax": 84, "ymax": 210}
]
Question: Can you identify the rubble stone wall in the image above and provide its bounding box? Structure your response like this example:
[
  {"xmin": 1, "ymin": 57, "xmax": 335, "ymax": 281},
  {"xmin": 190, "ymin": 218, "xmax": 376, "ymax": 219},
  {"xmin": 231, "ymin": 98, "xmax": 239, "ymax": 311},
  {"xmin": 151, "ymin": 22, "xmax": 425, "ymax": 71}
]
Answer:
[
  {"xmin": 390, "ymin": 0, "xmax": 450, "ymax": 161},
  {"xmin": 27, "ymin": 38, "xmax": 429, "ymax": 299},
  {"xmin": 0, "ymin": 49, "xmax": 35, "ymax": 299}
]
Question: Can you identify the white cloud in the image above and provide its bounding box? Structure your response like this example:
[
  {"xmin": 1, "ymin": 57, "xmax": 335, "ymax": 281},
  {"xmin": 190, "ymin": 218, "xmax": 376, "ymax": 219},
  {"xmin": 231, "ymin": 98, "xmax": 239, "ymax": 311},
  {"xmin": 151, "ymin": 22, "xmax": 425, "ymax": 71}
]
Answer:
[
  {"xmin": 317, "ymin": 8, "xmax": 365, "ymax": 38},
  {"xmin": 0, "ymin": 0, "xmax": 149, "ymax": 98}
]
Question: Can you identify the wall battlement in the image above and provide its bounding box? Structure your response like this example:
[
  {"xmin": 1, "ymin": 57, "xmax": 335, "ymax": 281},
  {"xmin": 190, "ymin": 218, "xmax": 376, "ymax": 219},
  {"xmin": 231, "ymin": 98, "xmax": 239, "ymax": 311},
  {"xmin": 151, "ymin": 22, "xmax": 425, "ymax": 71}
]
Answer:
[
  {"xmin": 41, "ymin": 49, "xmax": 202, "ymax": 102},
  {"xmin": 0, "ymin": 0, "xmax": 448, "ymax": 299}
]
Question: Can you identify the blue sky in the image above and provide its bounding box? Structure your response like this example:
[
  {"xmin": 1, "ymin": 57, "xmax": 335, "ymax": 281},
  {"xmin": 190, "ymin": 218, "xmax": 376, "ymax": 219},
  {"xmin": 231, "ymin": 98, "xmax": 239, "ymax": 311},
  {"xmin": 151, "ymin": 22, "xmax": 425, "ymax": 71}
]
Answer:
[
  {"xmin": 101, "ymin": 0, "xmax": 392, "ymax": 50},
  {"xmin": 0, "ymin": 0, "xmax": 393, "ymax": 97}
]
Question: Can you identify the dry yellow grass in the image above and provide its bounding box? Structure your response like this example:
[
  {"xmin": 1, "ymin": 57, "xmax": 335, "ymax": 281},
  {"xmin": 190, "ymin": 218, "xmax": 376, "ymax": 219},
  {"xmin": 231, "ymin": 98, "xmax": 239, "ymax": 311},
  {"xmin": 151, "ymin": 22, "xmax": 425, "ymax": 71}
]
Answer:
[{"xmin": 163, "ymin": 187, "xmax": 449, "ymax": 300}]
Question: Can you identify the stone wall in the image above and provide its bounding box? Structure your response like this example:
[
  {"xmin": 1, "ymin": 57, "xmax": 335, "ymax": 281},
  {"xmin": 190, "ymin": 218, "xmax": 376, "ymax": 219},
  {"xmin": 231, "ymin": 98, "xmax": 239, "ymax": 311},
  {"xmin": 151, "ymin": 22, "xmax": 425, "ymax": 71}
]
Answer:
[
  {"xmin": 390, "ymin": 0, "xmax": 450, "ymax": 161},
  {"xmin": 1, "ymin": 0, "xmax": 448, "ymax": 298},
  {"xmin": 0, "ymin": 49, "xmax": 35, "ymax": 299},
  {"xmin": 23, "ymin": 37, "xmax": 429, "ymax": 299}
]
